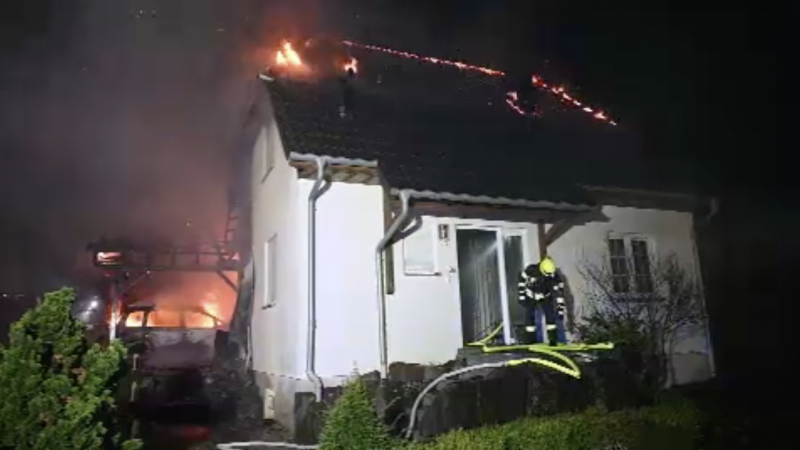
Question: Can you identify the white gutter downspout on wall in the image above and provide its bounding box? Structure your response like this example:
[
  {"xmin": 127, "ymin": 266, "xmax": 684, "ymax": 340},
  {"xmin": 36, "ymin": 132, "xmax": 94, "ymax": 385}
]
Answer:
[
  {"xmin": 289, "ymin": 152, "xmax": 378, "ymax": 400},
  {"xmin": 693, "ymin": 197, "xmax": 719, "ymax": 378},
  {"xmin": 375, "ymin": 190, "xmax": 412, "ymax": 379},
  {"xmin": 306, "ymin": 156, "xmax": 328, "ymax": 401}
]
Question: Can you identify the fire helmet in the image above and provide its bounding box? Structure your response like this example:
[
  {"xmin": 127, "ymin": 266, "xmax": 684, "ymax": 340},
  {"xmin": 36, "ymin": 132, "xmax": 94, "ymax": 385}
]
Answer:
[{"xmin": 539, "ymin": 257, "xmax": 556, "ymax": 276}]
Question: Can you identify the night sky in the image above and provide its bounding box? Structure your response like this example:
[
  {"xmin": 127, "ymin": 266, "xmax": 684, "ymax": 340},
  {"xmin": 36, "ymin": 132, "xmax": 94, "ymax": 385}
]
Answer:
[{"xmin": 0, "ymin": 0, "xmax": 777, "ymax": 295}]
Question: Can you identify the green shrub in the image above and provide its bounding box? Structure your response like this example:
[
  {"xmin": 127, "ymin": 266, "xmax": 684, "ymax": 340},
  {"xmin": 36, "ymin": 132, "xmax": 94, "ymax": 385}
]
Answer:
[
  {"xmin": 577, "ymin": 313, "xmax": 664, "ymax": 399},
  {"xmin": 405, "ymin": 400, "xmax": 701, "ymax": 450},
  {"xmin": 0, "ymin": 288, "xmax": 141, "ymax": 450},
  {"xmin": 318, "ymin": 376, "xmax": 393, "ymax": 450}
]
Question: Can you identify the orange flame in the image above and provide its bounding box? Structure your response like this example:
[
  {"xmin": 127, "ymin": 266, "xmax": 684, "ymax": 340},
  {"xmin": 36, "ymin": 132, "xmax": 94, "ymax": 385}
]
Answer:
[
  {"xmin": 125, "ymin": 311, "xmax": 145, "ymax": 327},
  {"xmin": 342, "ymin": 40, "xmax": 617, "ymax": 125},
  {"xmin": 343, "ymin": 57, "xmax": 358, "ymax": 74},
  {"xmin": 123, "ymin": 304, "xmax": 222, "ymax": 329},
  {"xmin": 275, "ymin": 41, "xmax": 302, "ymax": 67},
  {"xmin": 120, "ymin": 272, "xmax": 235, "ymax": 330}
]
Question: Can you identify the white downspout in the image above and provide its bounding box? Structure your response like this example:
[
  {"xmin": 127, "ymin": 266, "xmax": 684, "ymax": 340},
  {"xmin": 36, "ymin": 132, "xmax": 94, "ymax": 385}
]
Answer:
[
  {"xmin": 306, "ymin": 156, "xmax": 328, "ymax": 401},
  {"xmin": 375, "ymin": 190, "xmax": 411, "ymax": 378},
  {"xmin": 692, "ymin": 197, "xmax": 719, "ymax": 378}
]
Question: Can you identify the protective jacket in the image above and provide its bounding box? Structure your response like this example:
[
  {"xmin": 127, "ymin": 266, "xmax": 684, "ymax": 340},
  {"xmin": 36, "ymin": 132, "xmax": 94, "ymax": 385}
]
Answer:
[{"xmin": 518, "ymin": 259, "xmax": 568, "ymax": 345}]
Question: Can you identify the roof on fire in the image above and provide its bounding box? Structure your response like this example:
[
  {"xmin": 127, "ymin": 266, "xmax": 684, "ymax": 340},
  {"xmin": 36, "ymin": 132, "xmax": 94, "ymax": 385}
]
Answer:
[{"xmin": 258, "ymin": 44, "xmax": 694, "ymax": 209}]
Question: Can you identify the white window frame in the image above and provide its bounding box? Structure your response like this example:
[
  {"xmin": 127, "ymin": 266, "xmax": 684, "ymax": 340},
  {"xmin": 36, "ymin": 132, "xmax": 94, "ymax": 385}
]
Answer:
[
  {"xmin": 453, "ymin": 223, "xmax": 530, "ymax": 346},
  {"xmin": 606, "ymin": 233, "xmax": 656, "ymax": 298},
  {"xmin": 260, "ymin": 127, "xmax": 275, "ymax": 183},
  {"xmin": 402, "ymin": 220, "xmax": 440, "ymax": 276},
  {"xmin": 262, "ymin": 234, "xmax": 278, "ymax": 309}
]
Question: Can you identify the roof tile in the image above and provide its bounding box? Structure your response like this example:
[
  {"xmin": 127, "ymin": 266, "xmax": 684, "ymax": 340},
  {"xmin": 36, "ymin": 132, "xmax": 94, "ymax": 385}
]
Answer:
[{"xmin": 264, "ymin": 49, "xmax": 663, "ymax": 206}]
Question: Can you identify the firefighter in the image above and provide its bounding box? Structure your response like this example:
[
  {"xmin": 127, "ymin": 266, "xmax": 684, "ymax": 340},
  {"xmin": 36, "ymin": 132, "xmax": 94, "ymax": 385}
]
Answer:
[{"xmin": 518, "ymin": 256, "xmax": 568, "ymax": 345}]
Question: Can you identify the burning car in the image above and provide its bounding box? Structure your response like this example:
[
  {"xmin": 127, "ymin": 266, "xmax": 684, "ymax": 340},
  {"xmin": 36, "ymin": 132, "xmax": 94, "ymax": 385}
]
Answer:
[{"xmin": 119, "ymin": 303, "xmax": 226, "ymax": 371}]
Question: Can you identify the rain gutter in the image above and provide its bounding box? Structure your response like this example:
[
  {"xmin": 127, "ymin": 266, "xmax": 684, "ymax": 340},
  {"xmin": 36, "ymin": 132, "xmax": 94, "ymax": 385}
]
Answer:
[
  {"xmin": 305, "ymin": 156, "xmax": 328, "ymax": 402},
  {"xmin": 290, "ymin": 152, "xmax": 378, "ymax": 400},
  {"xmin": 375, "ymin": 190, "xmax": 412, "ymax": 378},
  {"xmin": 391, "ymin": 188, "xmax": 595, "ymax": 212},
  {"xmin": 289, "ymin": 152, "xmax": 378, "ymax": 169},
  {"xmin": 692, "ymin": 197, "xmax": 720, "ymax": 379}
]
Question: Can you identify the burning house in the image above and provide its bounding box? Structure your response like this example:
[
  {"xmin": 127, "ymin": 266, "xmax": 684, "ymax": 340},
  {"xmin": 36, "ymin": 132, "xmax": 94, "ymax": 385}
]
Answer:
[{"xmin": 227, "ymin": 39, "xmax": 715, "ymax": 439}]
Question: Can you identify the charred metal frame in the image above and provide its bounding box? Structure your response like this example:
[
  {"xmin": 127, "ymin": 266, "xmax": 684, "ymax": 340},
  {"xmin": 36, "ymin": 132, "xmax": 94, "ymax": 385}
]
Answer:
[{"xmin": 88, "ymin": 237, "xmax": 241, "ymax": 340}]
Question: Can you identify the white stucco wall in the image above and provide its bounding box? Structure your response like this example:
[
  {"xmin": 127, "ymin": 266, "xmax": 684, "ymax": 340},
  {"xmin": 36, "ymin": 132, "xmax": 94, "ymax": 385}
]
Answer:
[
  {"xmin": 382, "ymin": 206, "xmax": 713, "ymax": 385},
  {"xmin": 297, "ymin": 180, "xmax": 385, "ymax": 383},
  {"xmin": 249, "ymin": 107, "xmax": 306, "ymax": 427},
  {"xmin": 386, "ymin": 217, "xmax": 541, "ymax": 365},
  {"xmin": 548, "ymin": 206, "xmax": 714, "ymax": 384},
  {"xmin": 252, "ymin": 160, "xmax": 713, "ymax": 432}
]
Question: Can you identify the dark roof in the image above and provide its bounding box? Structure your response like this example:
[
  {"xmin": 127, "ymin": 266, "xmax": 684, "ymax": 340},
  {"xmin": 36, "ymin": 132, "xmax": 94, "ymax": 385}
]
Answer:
[{"xmin": 265, "ymin": 48, "xmax": 688, "ymax": 206}]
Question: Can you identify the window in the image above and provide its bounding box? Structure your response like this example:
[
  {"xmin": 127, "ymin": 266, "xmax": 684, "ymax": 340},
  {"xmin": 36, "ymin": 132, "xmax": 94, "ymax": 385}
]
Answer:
[
  {"xmin": 608, "ymin": 238, "xmax": 630, "ymax": 293},
  {"xmin": 125, "ymin": 311, "xmax": 146, "ymax": 328},
  {"xmin": 263, "ymin": 234, "xmax": 278, "ymax": 309},
  {"xmin": 260, "ymin": 127, "xmax": 275, "ymax": 182},
  {"xmin": 630, "ymin": 239, "xmax": 654, "ymax": 294},
  {"xmin": 607, "ymin": 236, "xmax": 654, "ymax": 295},
  {"xmin": 403, "ymin": 222, "xmax": 438, "ymax": 275},
  {"xmin": 146, "ymin": 310, "xmax": 181, "ymax": 328}
]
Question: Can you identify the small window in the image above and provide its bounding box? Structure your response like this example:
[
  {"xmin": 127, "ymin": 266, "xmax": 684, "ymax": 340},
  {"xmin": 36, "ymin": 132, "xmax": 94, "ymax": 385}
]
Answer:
[
  {"xmin": 260, "ymin": 127, "xmax": 275, "ymax": 182},
  {"xmin": 125, "ymin": 311, "xmax": 145, "ymax": 328},
  {"xmin": 630, "ymin": 239, "xmax": 654, "ymax": 294},
  {"xmin": 403, "ymin": 223, "xmax": 437, "ymax": 275},
  {"xmin": 147, "ymin": 310, "xmax": 181, "ymax": 328},
  {"xmin": 608, "ymin": 238, "xmax": 630, "ymax": 293},
  {"xmin": 607, "ymin": 236, "xmax": 655, "ymax": 296},
  {"xmin": 265, "ymin": 136, "xmax": 275, "ymax": 176},
  {"xmin": 263, "ymin": 234, "xmax": 278, "ymax": 309}
]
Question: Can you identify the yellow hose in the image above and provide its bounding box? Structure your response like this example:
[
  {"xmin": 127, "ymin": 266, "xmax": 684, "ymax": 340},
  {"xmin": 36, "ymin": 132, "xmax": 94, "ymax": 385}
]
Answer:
[{"xmin": 466, "ymin": 323, "xmax": 613, "ymax": 379}]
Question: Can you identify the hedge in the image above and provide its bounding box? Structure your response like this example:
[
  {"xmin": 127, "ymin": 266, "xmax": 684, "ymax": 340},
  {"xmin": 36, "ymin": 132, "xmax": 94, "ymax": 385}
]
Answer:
[
  {"xmin": 316, "ymin": 373, "xmax": 702, "ymax": 450},
  {"xmin": 318, "ymin": 376, "xmax": 394, "ymax": 450},
  {"xmin": 404, "ymin": 399, "xmax": 702, "ymax": 450}
]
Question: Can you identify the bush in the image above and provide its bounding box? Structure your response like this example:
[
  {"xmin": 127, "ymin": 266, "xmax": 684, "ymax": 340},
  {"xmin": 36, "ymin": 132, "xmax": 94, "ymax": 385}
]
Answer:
[
  {"xmin": 577, "ymin": 313, "xmax": 663, "ymax": 401},
  {"xmin": 318, "ymin": 376, "xmax": 393, "ymax": 450},
  {"xmin": 0, "ymin": 288, "xmax": 141, "ymax": 450},
  {"xmin": 404, "ymin": 400, "xmax": 701, "ymax": 450}
]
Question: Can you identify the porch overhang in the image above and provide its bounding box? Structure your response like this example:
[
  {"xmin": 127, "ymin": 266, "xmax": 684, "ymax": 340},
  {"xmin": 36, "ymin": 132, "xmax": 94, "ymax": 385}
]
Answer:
[
  {"xmin": 387, "ymin": 187, "xmax": 605, "ymax": 226},
  {"xmin": 581, "ymin": 184, "xmax": 706, "ymax": 214},
  {"xmin": 288, "ymin": 152, "xmax": 381, "ymax": 185}
]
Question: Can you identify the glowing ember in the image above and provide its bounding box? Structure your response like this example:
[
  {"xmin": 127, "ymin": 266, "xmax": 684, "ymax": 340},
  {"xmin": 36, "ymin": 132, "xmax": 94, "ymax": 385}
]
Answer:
[
  {"xmin": 342, "ymin": 40, "xmax": 503, "ymax": 76},
  {"xmin": 96, "ymin": 251, "xmax": 122, "ymax": 265},
  {"xmin": 120, "ymin": 272, "xmax": 235, "ymax": 330},
  {"xmin": 343, "ymin": 57, "xmax": 358, "ymax": 74},
  {"xmin": 341, "ymin": 40, "xmax": 617, "ymax": 125},
  {"xmin": 275, "ymin": 41, "xmax": 303, "ymax": 67},
  {"xmin": 506, "ymin": 91, "xmax": 541, "ymax": 118},
  {"xmin": 124, "ymin": 306, "xmax": 222, "ymax": 329},
  {"xmin": 147, "ymin": 310, "xmax": 182, "ymax": 328}
]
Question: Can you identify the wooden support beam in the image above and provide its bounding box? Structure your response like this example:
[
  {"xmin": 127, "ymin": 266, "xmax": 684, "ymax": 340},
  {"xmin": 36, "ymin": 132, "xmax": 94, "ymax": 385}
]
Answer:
[
  {"xmin": 544, "ymin": 208, "xmax": 609, "ymax": 247},
  {"xmin": 399, "ymin": 201, "xmax": 582, "ymax": 224},
  {"xmin": 290, "ymin": 161, "xmax": 379, "ymax": 185},
  {"xmin": 537, "ymin": 221, "xmax": 547, "ymax": 259},
  {"xmin": 544, "ymin": 219, "xmax": 573, "ymax": 248}
]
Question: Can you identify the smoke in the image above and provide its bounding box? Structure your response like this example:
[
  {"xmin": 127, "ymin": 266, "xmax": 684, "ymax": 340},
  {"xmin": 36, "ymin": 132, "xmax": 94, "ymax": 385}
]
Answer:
[
  {"xmin": 0, "ymin": 0, "xmax": 275, "ymax": 290},
  {"xmin": 0, "ymin": 0, "xmax": 560, "ymax": 292}
]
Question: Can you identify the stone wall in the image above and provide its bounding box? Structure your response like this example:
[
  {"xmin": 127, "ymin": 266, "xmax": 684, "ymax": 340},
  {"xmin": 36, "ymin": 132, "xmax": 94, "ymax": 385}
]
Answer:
[{"xmin": 290, "ymin": 354, "xmax": 640, "ymax": 444}]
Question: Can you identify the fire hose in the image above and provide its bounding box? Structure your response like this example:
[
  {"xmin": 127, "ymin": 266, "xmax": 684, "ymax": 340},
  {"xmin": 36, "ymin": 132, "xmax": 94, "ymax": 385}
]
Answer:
[
  {"xmin": 218, "ymin": 326, "xmax": 613, "ymax": 448},
  {"xmin": 215, "ymin": 355, "xmax": 575, "ymax": 450},
  {"xmin": 402, "ymin": 327, "xmax": 613, "ymax": 439}
]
